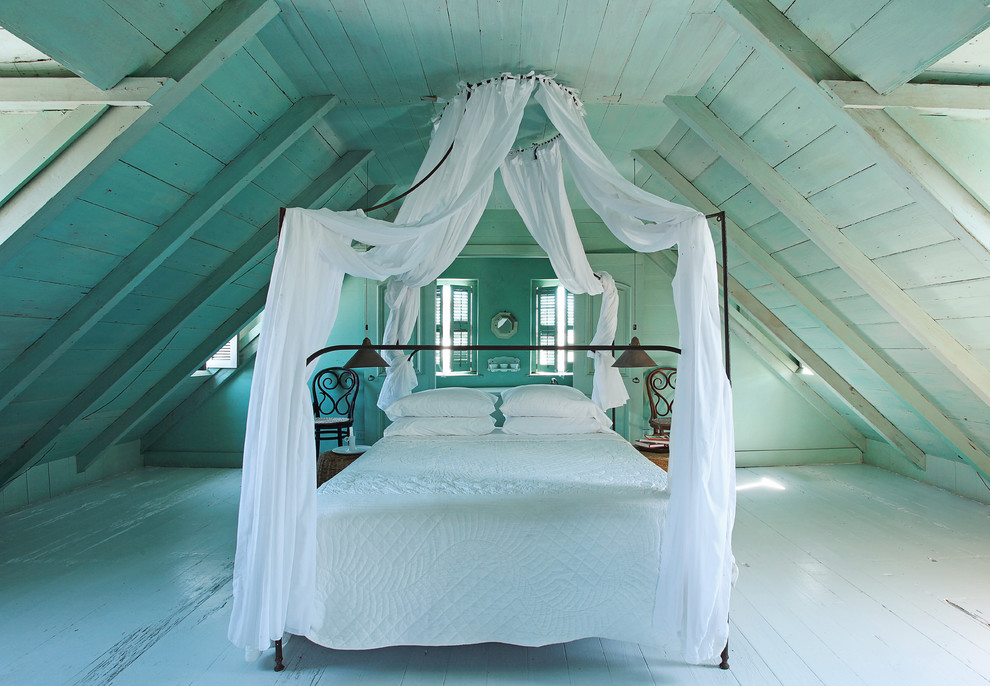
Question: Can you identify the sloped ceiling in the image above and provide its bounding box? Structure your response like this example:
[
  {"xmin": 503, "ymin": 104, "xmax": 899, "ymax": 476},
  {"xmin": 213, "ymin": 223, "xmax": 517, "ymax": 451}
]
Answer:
[{"xmin": 0, "ymin": 0, "xmax": 989, "ymax": 487}]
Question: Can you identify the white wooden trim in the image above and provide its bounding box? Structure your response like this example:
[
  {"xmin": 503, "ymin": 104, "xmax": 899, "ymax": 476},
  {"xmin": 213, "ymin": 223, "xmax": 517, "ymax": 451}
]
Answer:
[
  {"xmin": 647, "ymin": 250, "xmax": 925, "ymax": 467},
  {"xmin": 0, "ymin": 77, "xmax": 171, "ymax": 111},
  {"xmin": 735, "ymin": 447, "xmax": 862, "ymax": 467},
  {"xmin": 634, "ymin": 148, "xmax": 990, "ymax": 478},
  {"xmin": 665, "ymin": 94, "xmax": 990, "ymax": 418},
  {"xmin": 821, "ymin": 81, "xmax": 990, "ymax": 114},
  {"xmin": 0, "ymin": 104, "xmax": 105, "ymax": 205},
  {"xmin": 718, "ymin": 0, "xmax": 990, "ymax": 270}
]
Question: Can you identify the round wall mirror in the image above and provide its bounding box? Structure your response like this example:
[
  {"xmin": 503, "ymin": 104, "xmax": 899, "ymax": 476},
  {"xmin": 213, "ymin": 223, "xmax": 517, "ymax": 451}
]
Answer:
[{"xmin": 490, "ymin": 311, "xmax": 518, "ymax": 339}]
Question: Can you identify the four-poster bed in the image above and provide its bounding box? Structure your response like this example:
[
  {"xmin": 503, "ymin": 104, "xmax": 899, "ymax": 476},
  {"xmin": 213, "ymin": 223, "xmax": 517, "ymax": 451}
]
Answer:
[{"xmin": 228, "ymin": 74, "xmax": 736, "ymax": 675}]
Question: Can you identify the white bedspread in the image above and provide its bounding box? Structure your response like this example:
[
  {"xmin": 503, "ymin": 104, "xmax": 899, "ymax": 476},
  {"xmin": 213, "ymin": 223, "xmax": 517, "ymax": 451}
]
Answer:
[{"xmin": 306, "ymin": 431, "xmax": 669, "ymax": 649}]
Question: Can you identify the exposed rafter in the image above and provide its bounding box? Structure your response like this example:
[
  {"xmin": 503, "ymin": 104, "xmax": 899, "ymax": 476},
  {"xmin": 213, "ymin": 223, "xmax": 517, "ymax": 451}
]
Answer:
[
  {"xmin": 821, "ymin": 81, "xmax": 990, "ymax": 115},
  {"xmin": 0, "ymin": 96, "xmax": 336, "ymax": 418},
  {"xmin": 665, "ymin": 94, "xmax": 990, "ymax": 418},
  {"xmin": 634, "ymin": 148, "xmax": 990, "ymax": 478},
  {"xmin": 141, "ymin": 326, "xmax": 263, "ymax": 454},
  {"xmin": 652, "ymin": 248, "xmax": 925, "ymax": 468},
  {"xmin": 718, "ymin": 0, "xmax": 990, "ymax": 266},
  {"xmin": 648, "ymin": 250, "xmax": 866, "ymax": 454},
  {"xmin": 0, "ymin": 0, "xmax": 279, "ymax": 269},
  {"xmin": 75, "ymin": 288, "xmax": 269, "ymax": 472},
  {"xmin": 727, "ymin": 308, "xmax": 866, "ymax": 455},
  {"xmin": 0, "ymin": 104, "xmax": 106, "ymax": 205},
  {"xmin": 0, "ymin": 77, "xmax": 170, "ymax": 111},
  {"xmin": 0, "ymin": 151, "xmax": 375, "ymax": 487}
]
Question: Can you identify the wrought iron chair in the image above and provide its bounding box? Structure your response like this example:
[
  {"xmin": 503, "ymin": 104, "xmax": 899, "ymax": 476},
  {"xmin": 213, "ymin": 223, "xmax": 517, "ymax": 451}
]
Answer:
[
  {"xmin": 645, "ymin": 367, "xmax": 676, "ymax": 437},
  {"xmin": 311, "ymin": 367, "xmax": 360, "ymax": 456}
]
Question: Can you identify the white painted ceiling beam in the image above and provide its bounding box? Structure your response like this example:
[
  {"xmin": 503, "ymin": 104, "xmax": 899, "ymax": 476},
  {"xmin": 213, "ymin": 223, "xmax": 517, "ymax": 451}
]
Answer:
[
  {"xmin": 75, "ymin": 288, "xmax": 269, "ymax": 473},
  {"xmin": 0, "ymin": 77, "xmax": 171, "ymax": 111},
  {"xmin": 634, "ymin": 148, "xmax": 990, "ymax": 478},
  {"xmin": 821, "ymin": 81, "xmax": 990, "ymax": 114},
  {"xmin": 0, "ymin": 96, "xmax": 336, "ymax": 418},
  {"xmin": 665, "ymin": 94, "xmax": 990, "ymax": 416},
  {"xmin": 0, "ymin": 104, "xmax": 106, "ymax": 205},
  {"xmin": 718, "ymin": 0, "xmax": 990, "ymax": 268},
  {"xmin": 727, "ymin": 305, "xmax": 866, "ymax": 455},
  {"xmin": 0, "ymin": 151, "xmax": 375, "ymax": 487},
  {"xmin": 0, "ymin": 0, "xmax": 279, "ymax": 271}
]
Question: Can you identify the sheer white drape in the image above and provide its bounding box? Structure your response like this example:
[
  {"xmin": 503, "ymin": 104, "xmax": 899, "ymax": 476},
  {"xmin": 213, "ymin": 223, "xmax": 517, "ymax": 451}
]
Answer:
[
  {"xmin": 500, "ymin": 141, "xmax": 627, "ymax": 410},
  {"xmin": 536, "ymin": 80, "xmax": 735, "ymax": 664},
  {"xmin": 230, "ymin": 76, "xmax": 535, "ymax": 654},
  {"xmin": 230, "ymin": 75, "xmax": 734, "ymax": 666}
]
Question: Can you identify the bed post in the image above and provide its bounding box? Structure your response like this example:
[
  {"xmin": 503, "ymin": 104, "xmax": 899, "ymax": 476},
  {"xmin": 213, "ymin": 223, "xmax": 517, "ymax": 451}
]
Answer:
[
  {"xmin": 274, "ymin": 639, "xmax": 285, "ymax": 672},
  {"xmin": 720, "ymin": 639, "xmax": 729, "ymax": 670}
]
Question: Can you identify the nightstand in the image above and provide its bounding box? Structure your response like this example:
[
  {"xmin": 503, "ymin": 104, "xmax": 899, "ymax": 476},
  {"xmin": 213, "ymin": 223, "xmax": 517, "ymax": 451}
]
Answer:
[{"xmin": 317, "ymin": 445, "xmax": 370, "ymax": 486}]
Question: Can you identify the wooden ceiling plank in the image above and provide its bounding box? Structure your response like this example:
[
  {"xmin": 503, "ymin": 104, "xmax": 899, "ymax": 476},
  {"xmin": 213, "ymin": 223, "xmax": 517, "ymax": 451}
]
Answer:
[
  {"xmin": 719, "ymin": 0, "xmax": 990, "ymax": 270},
  {"xmin": 74, "ymin": 288, "xmax": 269, "ymax": 473},
  {"xmin": 651, "ymin": 248, "xmax": 918, "ymax": 463},
  {"xmin": 649, "ymin": 247, "xmax": 867, "ymax": 452},
  {"xmin": 0, "ymin": 0, "xmax": 279, "ymax": 273},
  {"xmin": 0, "ymin": 151, "xmax": 374, "ymax": 486},
  {"xmin": 637, "ymin": 147, "xmax": 990, "ymax": 478},
  {"xmin": 0, "ymin": 96, "xmax": 335, "ymax": 415}
]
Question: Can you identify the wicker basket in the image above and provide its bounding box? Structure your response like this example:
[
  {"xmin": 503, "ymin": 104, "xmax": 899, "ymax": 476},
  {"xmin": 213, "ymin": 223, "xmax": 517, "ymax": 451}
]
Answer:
[{"xmin": 317, "ymin": 450, "xmax": 356, "ymax": 486}]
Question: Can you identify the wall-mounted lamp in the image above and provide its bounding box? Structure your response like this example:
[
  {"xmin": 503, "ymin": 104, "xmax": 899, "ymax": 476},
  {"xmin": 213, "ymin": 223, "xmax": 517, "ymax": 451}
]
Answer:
[
  {"xmin": 345, "ymin": 337, "xmax": 390, "ymax": 369},
  {"xmin": 612, "ymin": 336, "xmax": 659, "ymax": 368}
]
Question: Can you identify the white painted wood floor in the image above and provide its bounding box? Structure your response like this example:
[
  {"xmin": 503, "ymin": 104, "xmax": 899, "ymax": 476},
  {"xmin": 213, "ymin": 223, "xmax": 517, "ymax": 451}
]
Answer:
[{"xmin": 1, "ymin": 464, "xmax": 988, "ymax": 685}]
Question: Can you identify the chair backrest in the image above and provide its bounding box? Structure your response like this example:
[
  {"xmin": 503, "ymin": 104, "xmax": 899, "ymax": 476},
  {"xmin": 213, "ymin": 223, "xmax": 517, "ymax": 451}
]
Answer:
[
  {"xmin": 312, "ymin": 367, "xmax": 360, "ymax": 420},
  {"xmin": 645, "ymin": 367, "xmax": 677, "ymax": 427}
]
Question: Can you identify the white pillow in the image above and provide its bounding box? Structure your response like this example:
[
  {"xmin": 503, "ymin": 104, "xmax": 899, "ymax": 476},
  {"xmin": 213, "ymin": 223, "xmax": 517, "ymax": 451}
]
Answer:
[
  {"xmin": 383, "ymin": 416, "xmax": 496, "ymax": 437},
  {"xmin": 385, "ymin": 387, "xmax": 497, "ymax": 420},
  {"xmin": 501, "ymin": 415, "xmax": 611, "ymax": 435},
  {"xmin": 500, "ymin": 385, "xmax": 610, "ymax": 424}
]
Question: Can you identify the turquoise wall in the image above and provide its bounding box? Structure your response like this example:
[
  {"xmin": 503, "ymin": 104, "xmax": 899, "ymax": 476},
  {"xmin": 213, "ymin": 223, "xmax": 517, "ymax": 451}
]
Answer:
[{"xmin": 145, "ymin": 248, "xmax": 865, "ymax": 467}]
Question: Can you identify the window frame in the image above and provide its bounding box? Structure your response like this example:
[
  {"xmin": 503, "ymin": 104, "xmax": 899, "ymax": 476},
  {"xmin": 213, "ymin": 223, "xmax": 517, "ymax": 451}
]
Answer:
[
  {"xmin": 434, "ymin": 278, "xmax": 478, "ymax": 376},
  {"xmin": 531, "ymin": 279, "xmax": 575, "ymax": 375}
]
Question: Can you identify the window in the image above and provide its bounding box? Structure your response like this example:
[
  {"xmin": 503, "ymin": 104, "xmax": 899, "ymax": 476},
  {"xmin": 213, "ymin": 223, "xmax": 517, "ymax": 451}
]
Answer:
[
  {"xmin": 533, "ymin": 281, "xmax": 575, "ymax": 374},
  {"xmin": 435, "ymin": 280, "xmax": 477, "ymax": 375},
  {"xmin": 204, "ymin": 336, "xmax": 238, "ymax": 369}
]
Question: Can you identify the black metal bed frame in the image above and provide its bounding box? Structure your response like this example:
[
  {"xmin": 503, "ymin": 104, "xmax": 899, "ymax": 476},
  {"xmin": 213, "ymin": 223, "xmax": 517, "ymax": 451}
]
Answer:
[{"xmin": 272, "ymin": 213, "xmax": 732, "ymax": 672}]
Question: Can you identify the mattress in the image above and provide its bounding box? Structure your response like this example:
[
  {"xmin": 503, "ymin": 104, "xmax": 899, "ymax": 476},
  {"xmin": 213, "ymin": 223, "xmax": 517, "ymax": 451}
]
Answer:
[{"xmin": 306, "ymin": 430, "xmax": 669, "ymax": 649}]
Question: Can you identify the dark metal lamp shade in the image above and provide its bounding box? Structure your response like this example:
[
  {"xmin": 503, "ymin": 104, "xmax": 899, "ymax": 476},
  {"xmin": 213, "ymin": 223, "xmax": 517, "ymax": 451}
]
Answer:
[
  {"xmin": 612, "ymin": 336, "xmax": 658, "ymax": 368},
  {"xmin": 344, "ymin": 337, "xmax": 390, "ymax": 369}
]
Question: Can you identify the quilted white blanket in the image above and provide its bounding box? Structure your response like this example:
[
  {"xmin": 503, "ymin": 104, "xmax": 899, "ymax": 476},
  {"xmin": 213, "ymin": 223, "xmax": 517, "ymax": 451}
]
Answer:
[{"xmin": 307, "ymin": 430, "xmax": 669, "ymax": 649}]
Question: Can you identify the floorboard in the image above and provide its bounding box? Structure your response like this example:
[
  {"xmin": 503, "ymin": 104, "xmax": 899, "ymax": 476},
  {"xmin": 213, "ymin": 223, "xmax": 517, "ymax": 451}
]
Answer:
[{"xmin": 0, "ymin": 464, "xmax": 987, "ymax": 685}]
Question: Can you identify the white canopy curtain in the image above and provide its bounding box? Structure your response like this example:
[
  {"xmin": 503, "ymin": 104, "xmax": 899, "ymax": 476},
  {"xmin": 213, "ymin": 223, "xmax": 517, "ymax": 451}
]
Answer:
[{"xmin": 229, "ymin": 74, "xmax": 735, "ymax": 666}]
